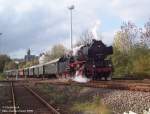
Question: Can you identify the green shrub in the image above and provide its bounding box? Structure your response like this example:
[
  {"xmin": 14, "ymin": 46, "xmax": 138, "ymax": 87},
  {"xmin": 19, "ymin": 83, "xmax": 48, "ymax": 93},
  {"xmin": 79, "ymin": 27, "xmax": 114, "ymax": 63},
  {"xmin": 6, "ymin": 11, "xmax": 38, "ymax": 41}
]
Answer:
[
  {"xmin": 132, "ymin": 55, "xmax": 150, "ymax": 77},
  {"xmin": 0, "ymin": 73, "xmax": 5, "ymax": 80},
  {"xmin": 71, "ymin": 95, "xmax": 112, "ymax": 114},
  {"xmin": 112, "ymin": 45, "xmax": 150, "ymax": 78}
]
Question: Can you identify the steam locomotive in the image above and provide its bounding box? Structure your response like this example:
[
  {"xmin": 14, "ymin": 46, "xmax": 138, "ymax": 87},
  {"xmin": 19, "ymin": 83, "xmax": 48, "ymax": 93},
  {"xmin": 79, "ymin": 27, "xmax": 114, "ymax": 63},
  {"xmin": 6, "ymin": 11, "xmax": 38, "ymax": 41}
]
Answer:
[
  {"xmin": 4, "ymin": 39, "xmax": 113, "ymax": 81},
  {"xmin": 67, "ymin": 39, "xmax": 113, "ymax": 80}
]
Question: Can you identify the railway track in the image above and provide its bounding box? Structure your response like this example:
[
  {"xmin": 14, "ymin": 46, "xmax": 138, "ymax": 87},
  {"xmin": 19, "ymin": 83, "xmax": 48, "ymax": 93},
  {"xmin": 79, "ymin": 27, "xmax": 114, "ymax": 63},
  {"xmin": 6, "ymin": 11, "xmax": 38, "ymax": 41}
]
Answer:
[
  {"xmin": 5, "ymin": 81, "xmax": 60, "ymax": 114},
  {"xmin": 0, "ymin": 81, "xmax": 14, "ymax": 114},
  {"xmin": 34, "ymin": 79, "xmax": 150, "ymax": 92},
  {"xmin": 3, "ymin": 78, "xmax": 150, "ymax": 93},
  {"xmin": 83, "ymin": 81, "xmax": 150, "ymax": 92}
]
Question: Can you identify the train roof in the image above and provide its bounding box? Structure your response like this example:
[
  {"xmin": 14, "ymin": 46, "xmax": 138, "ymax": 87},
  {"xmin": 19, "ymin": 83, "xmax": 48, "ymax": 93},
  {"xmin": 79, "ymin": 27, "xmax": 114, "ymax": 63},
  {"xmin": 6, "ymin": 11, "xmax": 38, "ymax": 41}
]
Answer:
[
  {"xmin": 44, "ymin": 58, "xmax": 60, "ymax": 65},
  {"xmin": 4, "ymin": 69, "xmax": 18, "ymax": 72},
  {"xmin": 30, "ymin": 64, "xmax": 43, "ymax": 68},
  {"xmin": 27, "ymin": 58, "xmax": 60, "ymax": 69}
]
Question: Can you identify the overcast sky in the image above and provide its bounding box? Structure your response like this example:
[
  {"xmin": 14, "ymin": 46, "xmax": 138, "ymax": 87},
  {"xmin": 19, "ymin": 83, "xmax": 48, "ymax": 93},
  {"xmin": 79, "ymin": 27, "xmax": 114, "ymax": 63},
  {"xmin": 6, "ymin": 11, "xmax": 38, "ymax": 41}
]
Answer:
[{"xmin": 0, "ymin": 0, "xmax": 150, "ymax": 58}]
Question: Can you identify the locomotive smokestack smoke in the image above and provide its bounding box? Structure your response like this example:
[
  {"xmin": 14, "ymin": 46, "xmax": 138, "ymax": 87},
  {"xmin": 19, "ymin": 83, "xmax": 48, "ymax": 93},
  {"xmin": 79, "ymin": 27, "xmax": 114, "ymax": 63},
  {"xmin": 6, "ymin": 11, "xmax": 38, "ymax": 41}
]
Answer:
[
  {"xmin": 91, "ymin": 20, "xmax": 101, "ymax": 40},
  {"xmin": 72, "ymin": 45, "xmax": 83, "ymax": 56}
]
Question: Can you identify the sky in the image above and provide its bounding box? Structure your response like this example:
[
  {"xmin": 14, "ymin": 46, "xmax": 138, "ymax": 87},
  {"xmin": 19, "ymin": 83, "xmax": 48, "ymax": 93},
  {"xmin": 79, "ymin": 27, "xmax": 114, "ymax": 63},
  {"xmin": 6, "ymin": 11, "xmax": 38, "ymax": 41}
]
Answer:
[{"xmin": 0, "ymin": 0, "xmax": 149, "ymax": 58}]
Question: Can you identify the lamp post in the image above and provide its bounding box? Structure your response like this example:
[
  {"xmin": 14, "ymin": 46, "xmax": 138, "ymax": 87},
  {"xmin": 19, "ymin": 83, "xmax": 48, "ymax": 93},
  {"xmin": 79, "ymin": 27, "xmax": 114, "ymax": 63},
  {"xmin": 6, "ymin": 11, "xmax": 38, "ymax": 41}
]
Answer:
[{"xmin": 68, "ymin": 5, "xmax": 74, "ymax": 50}]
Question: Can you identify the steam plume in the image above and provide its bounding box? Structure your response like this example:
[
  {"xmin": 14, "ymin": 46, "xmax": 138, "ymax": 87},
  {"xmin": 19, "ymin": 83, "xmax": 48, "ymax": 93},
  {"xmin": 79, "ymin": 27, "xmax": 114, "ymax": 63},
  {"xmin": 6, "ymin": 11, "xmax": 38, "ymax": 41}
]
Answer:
[{"xmin": 91, "ymin": 20, "xmax": 101, "ymax": 40}]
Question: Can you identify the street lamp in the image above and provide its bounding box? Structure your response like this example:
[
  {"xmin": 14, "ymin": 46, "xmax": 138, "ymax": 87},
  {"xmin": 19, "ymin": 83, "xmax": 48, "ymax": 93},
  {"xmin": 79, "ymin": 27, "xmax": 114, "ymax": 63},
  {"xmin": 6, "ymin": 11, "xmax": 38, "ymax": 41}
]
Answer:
[{"xmin": 68, "ymin": 5, "xmax": 75, "ymax": 50}]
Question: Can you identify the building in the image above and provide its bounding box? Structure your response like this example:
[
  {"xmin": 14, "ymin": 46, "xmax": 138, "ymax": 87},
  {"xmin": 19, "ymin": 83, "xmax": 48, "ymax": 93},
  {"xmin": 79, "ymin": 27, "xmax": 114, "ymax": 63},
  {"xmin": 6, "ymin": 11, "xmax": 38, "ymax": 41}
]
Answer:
[{"xmin": 24, "ymin": 49, "xmax": 38, "ymax": 62}]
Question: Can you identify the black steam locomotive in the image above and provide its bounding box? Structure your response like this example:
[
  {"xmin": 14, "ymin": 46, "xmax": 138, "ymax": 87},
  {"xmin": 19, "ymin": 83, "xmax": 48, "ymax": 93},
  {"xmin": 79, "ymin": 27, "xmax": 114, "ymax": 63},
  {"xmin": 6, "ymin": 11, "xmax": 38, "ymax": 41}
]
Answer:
[
  {"xmin": 67, "ymin": 39, "xmax": 113, "ymax": 80},
  {"xmin": 4, "ymin": 39, "xmax": 113, "ymax": 81}
]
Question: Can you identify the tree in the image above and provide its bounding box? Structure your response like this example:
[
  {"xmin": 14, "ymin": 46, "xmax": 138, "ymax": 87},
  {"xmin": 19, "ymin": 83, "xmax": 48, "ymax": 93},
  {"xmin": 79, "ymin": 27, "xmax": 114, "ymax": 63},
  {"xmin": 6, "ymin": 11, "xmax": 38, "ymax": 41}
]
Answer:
[
  {"xmin": 131, "ymin": 45, "xmax": 150, "ymax": 76},
  {"xmin": 75, "ymin": 30, "xmax": 94, "ymax": 46},
  {"xmin": 18, "ymin": 59, "xmax": 39, "ymax": 68},
  {"xmin": 4, "ymin": 61, "xmax": 18, "ymax": 70},
  {"xmin": 114, "ymin": 21, "xmax": 138, "ymax": 54},
  {"xmin": 44, "ymin": 44, "xmax": 66, "ymax": 62},
  {"xmin": 140, "ymin": 19, "xmax": 150, "ymax": 47},
  {"xmin": 113, "ymin": 21, "xmax": 150, "ymax": 78},
  {"xmin": 0, "ymin": 54, "xmax": 11, "ymax": 72}
]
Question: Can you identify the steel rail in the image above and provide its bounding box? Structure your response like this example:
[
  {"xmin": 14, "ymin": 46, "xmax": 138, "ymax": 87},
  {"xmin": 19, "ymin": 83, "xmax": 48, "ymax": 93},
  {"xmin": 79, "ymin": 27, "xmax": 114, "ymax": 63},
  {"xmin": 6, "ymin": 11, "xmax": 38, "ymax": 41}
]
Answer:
[
  {"xmin": 11, "ymin": 81, "xmax": 16, "ymax": 114},
  {"xmin": 24, "ymin": 86, "xmax": 60, "ymax": 114}
]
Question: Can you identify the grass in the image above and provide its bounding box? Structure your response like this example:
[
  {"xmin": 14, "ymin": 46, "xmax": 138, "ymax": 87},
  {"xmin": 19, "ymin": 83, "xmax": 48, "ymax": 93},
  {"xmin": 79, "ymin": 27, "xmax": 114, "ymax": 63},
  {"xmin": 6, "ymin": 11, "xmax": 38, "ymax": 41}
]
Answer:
[
  {"xmin": 36, "ymin": 84, "xmax": 113, "ymax": 114},
  {"xmin": 37, "ymin": 84, "xmax": 69, "ymax": 104},
  {"xmin": 0, "ymin": 73, "xmax": 5, "ymax": 80},
  {"xmin": 71, "ymin": 95, "xmax": 113, "ymax": 114},
  {"xmin": 37, "ymin": 84, "xmax": 83, "ymax": 104}
]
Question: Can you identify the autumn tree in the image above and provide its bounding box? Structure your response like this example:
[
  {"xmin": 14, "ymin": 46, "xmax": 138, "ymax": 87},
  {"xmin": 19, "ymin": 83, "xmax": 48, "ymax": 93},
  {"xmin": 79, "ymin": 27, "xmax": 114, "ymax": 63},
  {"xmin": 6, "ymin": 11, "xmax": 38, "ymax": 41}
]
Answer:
[
  {"xmin": 112, "ymin": 21, "xmax": 150, "ymax": 78},
  {"xmin": 114, "ymin": 21, "xmax": 138, "ymax": 54},
  {"xmin": 75, "ymin": 30, "xmax": 94, "ymax": 46},
  {"xmin": 140, "ymin": 19, "xmax": 150, "ymax": 47},
  {"xmin": 44, "ymin": 44, "xmax": 67, "ymax": 62},
  {"xmin": 0, "ymin": 54, "xmax": 11, "ymax": 72},
  {"xmin": 18, "ymin": 59, "xmax": 39, "ymax": 68},
  {"xmin": 4, "ymin": 61, "xmax": 18, "ymax": 70}
]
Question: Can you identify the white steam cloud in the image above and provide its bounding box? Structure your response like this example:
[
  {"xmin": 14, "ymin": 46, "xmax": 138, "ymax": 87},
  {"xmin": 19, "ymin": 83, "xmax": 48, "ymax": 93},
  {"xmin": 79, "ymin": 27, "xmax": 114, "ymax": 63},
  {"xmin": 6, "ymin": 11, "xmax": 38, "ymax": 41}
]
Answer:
[
  {"xmin": 91, "ymin": 20, "xmax": 101, "ymax": 40},
  {"xmin": 72, "ymin": 71, "xmax": 90, "ymax": 83},
  {"xmin": 72, "ymin": 45, "xmax": 84, "ymax": 56}
]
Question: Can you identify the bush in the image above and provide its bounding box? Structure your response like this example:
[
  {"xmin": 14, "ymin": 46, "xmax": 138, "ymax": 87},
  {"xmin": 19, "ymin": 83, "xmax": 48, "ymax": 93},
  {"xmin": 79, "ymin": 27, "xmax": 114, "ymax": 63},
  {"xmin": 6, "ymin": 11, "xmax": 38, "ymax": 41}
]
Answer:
[
  {"xmin": 112, "ymin": 45, "xmax": 150, "ymax": 78},
  {"xmin": 0, "ymin": 73, "xmax": 5, "ymax": 80},
  {"xmin": 132, "ymin": 55, "xmax": 150, "ymax": 78}
]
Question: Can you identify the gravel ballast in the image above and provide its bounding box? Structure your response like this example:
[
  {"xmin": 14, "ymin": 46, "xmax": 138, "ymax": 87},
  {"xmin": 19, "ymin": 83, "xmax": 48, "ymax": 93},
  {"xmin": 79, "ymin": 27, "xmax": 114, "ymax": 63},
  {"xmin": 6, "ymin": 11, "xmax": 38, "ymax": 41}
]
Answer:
[
  {"xmin": 35, "ymin": 84, "xmax": 150, "ymax": 114},
  {"xmin": 91, "ymin": 88, "xmax": 150, "ymax": 114}
]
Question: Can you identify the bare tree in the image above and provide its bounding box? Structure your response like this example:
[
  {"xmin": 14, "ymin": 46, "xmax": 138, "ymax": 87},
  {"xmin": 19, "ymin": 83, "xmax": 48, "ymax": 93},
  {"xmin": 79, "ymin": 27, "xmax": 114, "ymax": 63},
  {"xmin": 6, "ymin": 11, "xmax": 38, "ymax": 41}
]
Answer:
[
  {"xmin": 4, "ymin": 61, "xmax": 17, "ymax": 70},
  {"xmin": 114, "ymin": 21, "xmax": 138, "ymax": 54},
  {"xmin": 44, "ymin": 44, "xmax": 66, "ymax": 62},
  {"xmin": 75, "ymin": 30, "xmax": 94, "ymax": 46},
  {"xmin": 140, "ymin": 19, "xmax": 150, "ymax": 47}
]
